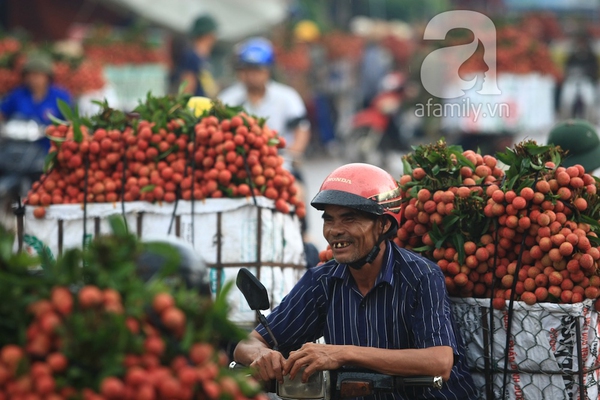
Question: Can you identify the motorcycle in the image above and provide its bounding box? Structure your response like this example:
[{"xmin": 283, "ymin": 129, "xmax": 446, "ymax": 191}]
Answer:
[
  {"xmin": 0, "ymin": 119, "xmax": 46, "ymax": 230},
  {"xmin": 232, "ymin": 268, "xmax": 443, "ymax": 399},
  {"xmin": 344, "ymin": 72, "xmax": 412, "ymax": 170}
]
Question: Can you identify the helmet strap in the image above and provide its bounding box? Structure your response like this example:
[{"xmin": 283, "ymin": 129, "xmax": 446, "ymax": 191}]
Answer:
[
  {"xmin": 347, "ymin": 234, "xmax": 387, "ymax": 270},
  {"xmin": 347, "ymin": 216, "xmax": 396, "ymax": 270}
]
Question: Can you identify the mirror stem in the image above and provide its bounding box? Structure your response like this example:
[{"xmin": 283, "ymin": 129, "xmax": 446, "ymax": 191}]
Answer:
[{"xmin": 257, "ymin": 311, "xmax": 279, "ymax": 351}]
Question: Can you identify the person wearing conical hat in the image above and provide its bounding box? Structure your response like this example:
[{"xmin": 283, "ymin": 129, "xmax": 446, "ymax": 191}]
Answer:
[{"xmin": 547, "ymin": 119, "xmax": 600, "ymax": 174}]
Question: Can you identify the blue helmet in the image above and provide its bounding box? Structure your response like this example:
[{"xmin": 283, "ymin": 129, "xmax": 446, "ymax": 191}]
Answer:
[{"xmin": 235, "ymin": 37, "xmax": 274, "ymax": 68}]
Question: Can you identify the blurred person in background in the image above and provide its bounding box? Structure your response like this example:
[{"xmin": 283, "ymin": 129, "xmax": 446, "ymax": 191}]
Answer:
[
  {"xmin": 172, "ymin": 14, "xmax": 219, "ymax": 98},
  {"xmin": 559, "ymin": 32, "xmax": 599, "ymax": 122},
  {"xmin": 218, "ymin": 37, "xmax": 315, "ymax": 253},
  {"xmin": 293, "ymin": 20, "xmax": 338, "ymax": 155},
  {"xmin": 352, "ymin": 17, "xmax": 394, "ymax": 110},
  {"xmin": 565, "ymin": 33, "xmax": 599, "ymax": 85},
  {"xmin": 322, "ymin": 32, "xmax": 360, "ymax": 149},
  {"xmin": 0, "ymin": 51, "xmax": 72, "ymax": 152},
  {"xmin": 218, "ymin": 37, "xmax": 311, "ymax": 183},
  {"xmin": 547, "ymin": 119, "xmax": 600, "ymax": 175}
]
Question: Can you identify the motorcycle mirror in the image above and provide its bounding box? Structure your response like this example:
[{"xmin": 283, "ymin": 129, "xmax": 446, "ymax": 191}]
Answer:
[
  {"xmin": 236, "ymin": 268, "xmax": 280, "ymax": 350},
  {"xmin": 236, "ymin": 268, "xmax": 270, "ymax": 311}
]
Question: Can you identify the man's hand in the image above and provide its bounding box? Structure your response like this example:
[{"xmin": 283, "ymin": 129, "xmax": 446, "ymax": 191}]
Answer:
[
  {"xmin": 179, "ymin": 72, "xmax": 197, "ymax": 95},
  {"xmin": 234, "ymin": 331, "xmax": 286, "ymax": 383},
  {"xmin": 284, "ymin": 343, "xmax": 346, "ymax": 383},
  {"xmin": 249, "ymin": 348, "xmax": 287, "ymax": 384}
]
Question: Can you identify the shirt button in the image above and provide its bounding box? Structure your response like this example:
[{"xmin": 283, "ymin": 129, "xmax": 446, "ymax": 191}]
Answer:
[{"xmin": 361, "ymin": 303, "xmax": 365, "ymax": 308}]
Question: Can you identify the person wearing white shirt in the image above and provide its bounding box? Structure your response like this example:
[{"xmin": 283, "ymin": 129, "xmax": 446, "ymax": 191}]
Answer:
[{"xmin": 218, "ymin": 37, "xmax": 311, "ymax": 180}]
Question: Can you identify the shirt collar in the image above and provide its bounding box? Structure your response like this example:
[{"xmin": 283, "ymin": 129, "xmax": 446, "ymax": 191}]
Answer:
[
  {"xmin": 330, "ymin": 242, "xmax": 395, "ymax": 287},
  {"xmin": 378, "ymin": 242, "xmax": 395, "ymax": 286},
  {"xmin": 243, "ymin": 80, "xmax": 273, "ymax": 107}
]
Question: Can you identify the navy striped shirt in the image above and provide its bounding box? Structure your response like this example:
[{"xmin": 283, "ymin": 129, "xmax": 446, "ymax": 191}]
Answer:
[{"xmin": 256, "ymin": 242, "xmax": 478, "ymax": 400}]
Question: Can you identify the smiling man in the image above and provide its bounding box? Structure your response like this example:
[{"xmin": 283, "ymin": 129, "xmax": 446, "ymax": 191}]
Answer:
[{"xmin": 234, "ymin": 163, "xmax": 477, "ymax": 399}]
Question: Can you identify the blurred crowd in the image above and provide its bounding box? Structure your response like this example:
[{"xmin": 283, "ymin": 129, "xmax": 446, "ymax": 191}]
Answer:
[
  {"xmin": 165, "ymin": 14, "xmax": 429, "ymax": 182},
  {"xmin": 163, "ymin": 11, "xmax": 600, "ymax": 168},
  {"xmin": 4, "ymin": 10, "xmax": 600, "ymax": 179},
  {"xmin": 4, "ymin": 8, "xmax": 600, "ymax": 255}
]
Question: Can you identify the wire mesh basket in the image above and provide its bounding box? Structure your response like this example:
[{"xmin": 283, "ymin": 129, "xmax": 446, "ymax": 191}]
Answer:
[{"xmin": 451, "ymin": 297, "xmax": 600, "ymax": 399}]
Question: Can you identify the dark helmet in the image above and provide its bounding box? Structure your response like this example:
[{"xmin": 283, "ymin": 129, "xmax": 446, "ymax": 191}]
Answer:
[
  {"xmin": 136, "ymin": 236, "xmax": 211, "ymax": 296},
  {"xmin": 311, "ymin": 163, "xmax": 402, "ymax": 229},
  {"xmin": 189, "ymin": 14, "xmax": 218, "ymax": 38},
  {"xmin": 234, "ymin": 37, "xmax": 274, "ymax": 68},
  {"xmin": 547, "ymin": 119, "xmax": 600, "ymax": 172}
]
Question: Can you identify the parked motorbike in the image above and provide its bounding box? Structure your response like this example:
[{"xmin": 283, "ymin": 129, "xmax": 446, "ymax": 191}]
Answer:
[
  {"xmin": 344, "ymin": 72, "xmax": 410, "ymax": 169},
  {"xmin": 232, "ymin": 268, "xmax": 443, "ymax": 399},
  {"xmin": 0, "ymin": 119, "xmax": 46, "ymax": 230}
]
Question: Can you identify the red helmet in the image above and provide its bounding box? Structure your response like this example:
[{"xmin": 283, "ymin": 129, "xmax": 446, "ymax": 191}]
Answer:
[{"xmin": 310, "ymin": 163, "xmax": 401, "ymax": 227}]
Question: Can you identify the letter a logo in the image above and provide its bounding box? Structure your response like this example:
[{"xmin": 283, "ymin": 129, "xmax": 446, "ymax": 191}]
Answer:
[{"xmin": 421, "ymin": 11, "xmax": 501, "ymax": 99}]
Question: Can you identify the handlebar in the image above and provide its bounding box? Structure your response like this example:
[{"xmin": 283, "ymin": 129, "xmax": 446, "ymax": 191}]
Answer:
[
  {"xmin": 230, "ymin": 362, "xmax": 443, "ymax": 394},
  {"xmin": 334, "ymin": 369, "xmax": 442, "ymax": 392},
  {"xmin": 0, "ymin": 120, "xmax": 46, "ymax": 142},
  {"xmin": 229, "ymin": 361, "xmax": 245, "ymax": 370},
  {"xmin": 394, "ymin": 376, "xmax": 443, "ymax": 390}
]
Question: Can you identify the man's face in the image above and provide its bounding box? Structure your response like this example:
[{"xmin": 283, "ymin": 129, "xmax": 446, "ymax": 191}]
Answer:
[
  {"xmin": 240, "ymin": 67, "xmax": 270, "ymax": 91},
  {"xmin": 24, "ymin": 71, "xmax": 50, "ymax": 93},
  {"xmin": 193, "ymin": 33, "xmax": 217, "ymax": 52},
  {"xmin": 322, "ymin": 205, "xmax": 381, "ymax": 265}
]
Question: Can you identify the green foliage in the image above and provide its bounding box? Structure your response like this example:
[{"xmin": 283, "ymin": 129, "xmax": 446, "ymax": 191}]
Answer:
[
  {"xmin": 195, "ymin": 281, "xmax": 247, "ymax": 344},
  {"xmin": 85, "ymin": 99, "xmax": 132, "ymax": 132},
  {"xmin": 495, "ymin": 140, "xmax": 562, "ymax": 191},
  {"xmin": 208, "ymin": 99, "xmax": 244, "ymax": 121},
  {"xmin": 61, "ymin": 310, "xmax": 140, "ymax": 389},
  {"xmin": 133, "ymin": 91, "xmax": 196, "ymax": 132},
  {"xmin": 427, "ymin": 192, "xmax": 491, "ymax": 264},
  {"xmin": 47, "ymin": 92, "xmax": 268, "ymax": 145},
  {"xmin": 0, "ymin": 226, "xmax": 43, "ymax": 348},
  {"xmin": 0, "ymin": 216, "xmax": 248, "ymax": 392},
  {"xmin": 401, "ymin": 139, "xmax": 475, "ymax": 194}
]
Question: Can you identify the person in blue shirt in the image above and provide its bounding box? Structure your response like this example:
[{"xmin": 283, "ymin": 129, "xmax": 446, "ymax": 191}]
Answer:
[
  {"xmin": 234, "ymin": 163, "xmax": 478, "ymax": 399},
  {"xmin": 0, "ymin": 52, "xmax": 71, "ymax": 151},
  {"xmin": 173, "ymin": 14, "xmax": 219, "ymax": 98}
]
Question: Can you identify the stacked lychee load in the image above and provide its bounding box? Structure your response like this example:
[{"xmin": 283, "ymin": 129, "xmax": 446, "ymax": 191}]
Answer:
[
  {"xmin": 25, "ymin": 96, "xmax": 306, "ymax": 219},
  {"xmin": 397, "ymin": 140, "xmax": 600, "ymax": 309}
]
